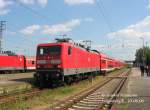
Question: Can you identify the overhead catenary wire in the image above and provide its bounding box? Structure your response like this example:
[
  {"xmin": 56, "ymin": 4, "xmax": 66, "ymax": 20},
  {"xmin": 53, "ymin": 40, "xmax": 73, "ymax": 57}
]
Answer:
[
  {"xmin": 95, "ymin": 0, "xmax": 126, "ymax": 50},
  {"xmin": 94, "ymin": 0, "xmax": 115, "ymax": 49},
  {"xmin": 15, "ymin": 0, "xmax": 51, "ymax": 23},
  {"xmin": 7, "ymin": 20, "xmax": 49, "ymax": 45},
  {"xmin": 0, "ymin": 0, "xmax": 51, "ymax": 51},
  {"xmin": 9, "ymin": 1, "xmax": 63, "ymax": 43},
  {"xmin": 3, "ymin": 25, "xmax": 38, "ymax": 55},
  {"xmin": 95, "ymin": 0, "xmax": 114, "ymax": 33},
  {"xmin": 0, "ymin": 20, "xmax": 37, "ymax": 55},
  {"xmin": 6, "ymin": 27, "xmax": 38, "ymax": 45}
]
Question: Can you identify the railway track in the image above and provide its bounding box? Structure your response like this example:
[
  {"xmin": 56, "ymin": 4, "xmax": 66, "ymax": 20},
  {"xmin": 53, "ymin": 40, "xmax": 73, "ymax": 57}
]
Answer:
[
  {"xmin": 0, "ymin": 88, "xmax": 42, "ymax": 104},
  {"xmin": 0, "ymin": 68, "xmax": 130, "ymax": 107},
  {"xmin": 50, "ymin": 69, "xmax": 131, "ymax": 110}
]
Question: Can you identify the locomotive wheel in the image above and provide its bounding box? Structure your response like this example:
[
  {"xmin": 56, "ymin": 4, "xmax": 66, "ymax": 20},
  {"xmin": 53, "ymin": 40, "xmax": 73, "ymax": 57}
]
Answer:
[
  {"xmin": 33, "ymin": 73, "xmax": 39, "ymax": 86},
  {"xmin": 34, "ymin": 77, "xmax": 40, "ymax": 86},
  {"xmin": 39, "ymin": 75, "xmax": 46, "ymax": 89},
  {"xmin": 65, "ymin": 76, "xmax": 72, "ymax": 85}
]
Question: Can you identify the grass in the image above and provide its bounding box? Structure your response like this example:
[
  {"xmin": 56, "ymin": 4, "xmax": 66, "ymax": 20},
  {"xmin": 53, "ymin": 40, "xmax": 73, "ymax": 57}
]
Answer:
[
  {"xmin": 0, "ymin": 77, "xmax": 104, "ymax": 110},
  {"xmin": 0, "ymin": 72, "xmax": 34, "ymax": 80},
  {"xmin": 0, "ymin": 80, "xmax": 34, "ymax": 96},
  {"xmin": 1, "ymin": 85, "xmax": 32, "ymax": 96},
  {"xmin": 0, "ymin": 68, "xmax": 127, "ymax": 110}
]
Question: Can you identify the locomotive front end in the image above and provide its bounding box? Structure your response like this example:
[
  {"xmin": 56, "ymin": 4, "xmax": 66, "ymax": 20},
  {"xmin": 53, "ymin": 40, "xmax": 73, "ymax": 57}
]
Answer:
[{"xmin": 34, "ymin": 44, "xmax": 63, "ymax": 87}]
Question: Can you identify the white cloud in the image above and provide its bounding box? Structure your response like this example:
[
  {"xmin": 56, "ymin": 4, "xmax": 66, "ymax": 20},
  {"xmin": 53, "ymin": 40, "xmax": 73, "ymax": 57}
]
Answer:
[
  {"xmin": 19, "ymin": 0, "xmax": 48, "ymax": 7},
  {"xmin": 105, "ymin": 16, "xmax": 150, "ymax": 60},
  {"xmin": 65, "ymin": 0, "xmax": 95, "ymax": 5},
  {"xmin": 20, "ymin": 25, "xmax": 41, "ymax": 35},
  {"xmin": 107, "ymin": 16, "xmax": 150, "ymax": 40},
  {"xmin": 0, "ymin": 0, "xmax": 13, "ymax": 15},
  {"xmin": 93, "ymin": 43, "xmax": 138, "ymax": 60},
  {"xmin": 42, "ymin": 19, "xmax": 81, "ymax": 35},
  {"xmin": 148, "ymin": 0, "xmax": 150, "ymax": 9},
  {"xmin": 0, "ymin": 0, "xmax": 48, "ymax": 15},
  {"xmin": 7, "ymin": 31, "xmax": 17, "ymax": 36},
  {"xmin": 84, "ymin": 17, "xmax": 94, "ymax": 22},
  {"xmin": 20, "ymin": 19, "xmax": 81, "ymax": 35},
  {"xmin": 19, "ymin": 0, "xmax": 34, "ymax": 5},
  {"xmin": 37, "ymin": 0, "xmax": 48, "ymax": 7}
]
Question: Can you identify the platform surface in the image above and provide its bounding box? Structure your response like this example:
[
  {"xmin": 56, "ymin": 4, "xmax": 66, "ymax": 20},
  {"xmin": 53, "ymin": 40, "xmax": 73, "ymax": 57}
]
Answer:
[
  {"xmin": 128, "ymin": 68, "xmax": 150, "ymax": 110},
  {"xmin": 115, "ymin": 68, "xmax": 150, "ymax": 110}
]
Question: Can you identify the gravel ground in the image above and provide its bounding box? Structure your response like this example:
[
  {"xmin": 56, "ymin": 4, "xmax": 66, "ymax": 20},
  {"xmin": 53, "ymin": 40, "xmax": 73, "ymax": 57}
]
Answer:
[
  {"xmin": 0, "ymin": 72, "xmax": 34, "ymax": 81},
  {"xmin": 0, "ymin": 72, "xmax": 35, "ymax": 95}
]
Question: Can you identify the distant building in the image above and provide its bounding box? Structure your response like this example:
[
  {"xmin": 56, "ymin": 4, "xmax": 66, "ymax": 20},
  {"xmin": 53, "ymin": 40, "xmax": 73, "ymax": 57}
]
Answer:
[{"xmin": 125, "ymin": 60, "xmax": 134, "ymax": 66}]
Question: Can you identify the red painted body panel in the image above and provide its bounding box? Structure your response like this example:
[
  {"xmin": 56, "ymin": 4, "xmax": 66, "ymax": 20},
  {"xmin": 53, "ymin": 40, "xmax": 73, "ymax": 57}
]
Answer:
[
  {"xmin": 100, "ymin": 53, "xmax": 107, "ymax": 71},
  {"xmin": 36, "ymin": 43, "xmax": 100, "ymax": 71},
  {"xmin": 0, "ymin": 55, "xmax": 25, "ymax": 70},
  {"xmin": 61, "ymin": 43, "xmax": 100, "ymax": 69}
]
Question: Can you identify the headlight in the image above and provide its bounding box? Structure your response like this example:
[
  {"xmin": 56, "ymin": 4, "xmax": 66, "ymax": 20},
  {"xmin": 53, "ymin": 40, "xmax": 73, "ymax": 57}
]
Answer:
[
  {"xmin": 50, "ymin": 59, "xmax": 61, "ymax": 64},
  {"xmin": 37, "ymin": 60, "xmax": 46, "ymax": 64}
]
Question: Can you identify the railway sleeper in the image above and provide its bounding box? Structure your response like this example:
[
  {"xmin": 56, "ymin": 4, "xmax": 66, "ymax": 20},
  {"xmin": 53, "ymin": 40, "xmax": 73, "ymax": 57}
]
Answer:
[
  {"xmin": 91, "ymin": 91, "xmax": 101, "ymax": 95},
  {"xmin": 83, "ymin": 98, "xmax": 104, "ymax": 102},
  {"xmin": 79, "ymin": 100, "xmax": 100, "ymax": 105},
  {"xmin": 86, "ymin": 95, "xmax": 103, "ymax": 98},
  {"xmin": 72, "ymin": 105, "xmax": 96, "ymax": 110},
  {"xmin": 76, "ymin": 102, "xmax": 99, "ymax": 107}
]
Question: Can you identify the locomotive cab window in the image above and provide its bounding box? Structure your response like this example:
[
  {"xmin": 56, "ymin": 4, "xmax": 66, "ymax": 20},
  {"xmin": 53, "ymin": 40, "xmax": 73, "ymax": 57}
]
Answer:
[
  {"xmin": 37, "ymin": 46, "xmax": 61, "ymax": 55},
  {"xmin": 68, "ymin": 47, "xmax": 72, "ymax": 55},
  {"xmin": 38, "ymin": 48, "xmax": 44, "ymax": 55}
]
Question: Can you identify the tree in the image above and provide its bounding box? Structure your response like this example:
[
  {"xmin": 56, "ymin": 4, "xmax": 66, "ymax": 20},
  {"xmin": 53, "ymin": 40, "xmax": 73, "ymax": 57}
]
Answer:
[{"xmin": 135, "ymin": 47, "xmax": 150, "ymax": 65}]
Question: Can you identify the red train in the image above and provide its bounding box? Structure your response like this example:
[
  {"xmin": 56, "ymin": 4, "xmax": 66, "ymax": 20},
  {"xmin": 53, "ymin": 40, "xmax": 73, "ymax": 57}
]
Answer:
[
  {"xmin": 0, "ymin": 55, "xmax": 36, "ymax": 73},
  {"xmin": 34, "ymin": 38, "xmax": 125, "ymax": 87}
]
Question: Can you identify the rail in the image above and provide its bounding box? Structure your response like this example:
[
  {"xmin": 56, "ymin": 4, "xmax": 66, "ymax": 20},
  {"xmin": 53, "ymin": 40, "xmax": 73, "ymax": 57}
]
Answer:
[{"xmin": 50, "ymin": 69, "xmax": 131, "ymax": 110}]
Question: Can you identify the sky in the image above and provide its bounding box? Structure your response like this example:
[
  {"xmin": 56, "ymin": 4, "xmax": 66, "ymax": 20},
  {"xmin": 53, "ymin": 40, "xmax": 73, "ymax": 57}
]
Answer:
[{"xmin": 0, "ymin": 0, "xmax": 150, "ymax": 60}]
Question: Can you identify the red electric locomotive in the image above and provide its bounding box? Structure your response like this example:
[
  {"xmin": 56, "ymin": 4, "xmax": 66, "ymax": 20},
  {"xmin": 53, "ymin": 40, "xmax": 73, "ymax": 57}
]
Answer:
[
  {"xmin": 34, "ymin": 38, "xmax": 125, "ymax": 87},
  {"xmin": 34, "ymin": 38, "xmax": 101, "ymax": 87},
  {"xmin": 0, "ymin": 54, "xmax": 36, "ymax": 73},
  {"xmin": 0, "ymin": 55, "xmax": 25, "ymax": 73}
]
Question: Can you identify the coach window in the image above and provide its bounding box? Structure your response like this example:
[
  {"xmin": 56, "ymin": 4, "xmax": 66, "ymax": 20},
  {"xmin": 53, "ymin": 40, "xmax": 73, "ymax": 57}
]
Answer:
[
  {"xmin": 102, "ymin": 60, "xmax": 105, "ymax": 63},
  {"xmin": 68, "ymin": 47, "xmax": 72, "ymax": 55}
]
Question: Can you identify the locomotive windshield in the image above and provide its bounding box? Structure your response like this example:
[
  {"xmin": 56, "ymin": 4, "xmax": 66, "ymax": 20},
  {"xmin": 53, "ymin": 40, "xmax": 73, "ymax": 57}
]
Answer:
[{"xmin": 37, "ymin": 46, "xmax": 61, "ymax": 56}]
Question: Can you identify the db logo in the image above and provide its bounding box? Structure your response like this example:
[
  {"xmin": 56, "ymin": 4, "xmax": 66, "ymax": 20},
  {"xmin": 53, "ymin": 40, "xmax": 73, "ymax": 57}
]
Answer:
[
  {"xmin": 20, "ymin": 58, "xmax": 22, "ymax": 61},
  {"xmin": 88, "ymin": 58, "xmax": 90, "ymax": 62}
]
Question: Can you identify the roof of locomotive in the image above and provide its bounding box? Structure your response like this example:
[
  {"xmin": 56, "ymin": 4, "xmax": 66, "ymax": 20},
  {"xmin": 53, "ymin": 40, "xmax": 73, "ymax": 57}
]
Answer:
[
  {"xmin": 37, "ymin": 41, "xmax": 100, "ymax": 54},
  {"xmin": 100, "ymin": 53, "xmax": 108, "ymax": 58},
  {"xmin": 38, "ymin": 38, "xmax": 90, "ymax": 50},
  {"xmin": 37, "ymin": 42, "xmax": 66, "ymax": 47},
  {"xmin": 0, "ymin": 54, "xmax": 24, "ymax": 57}
]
